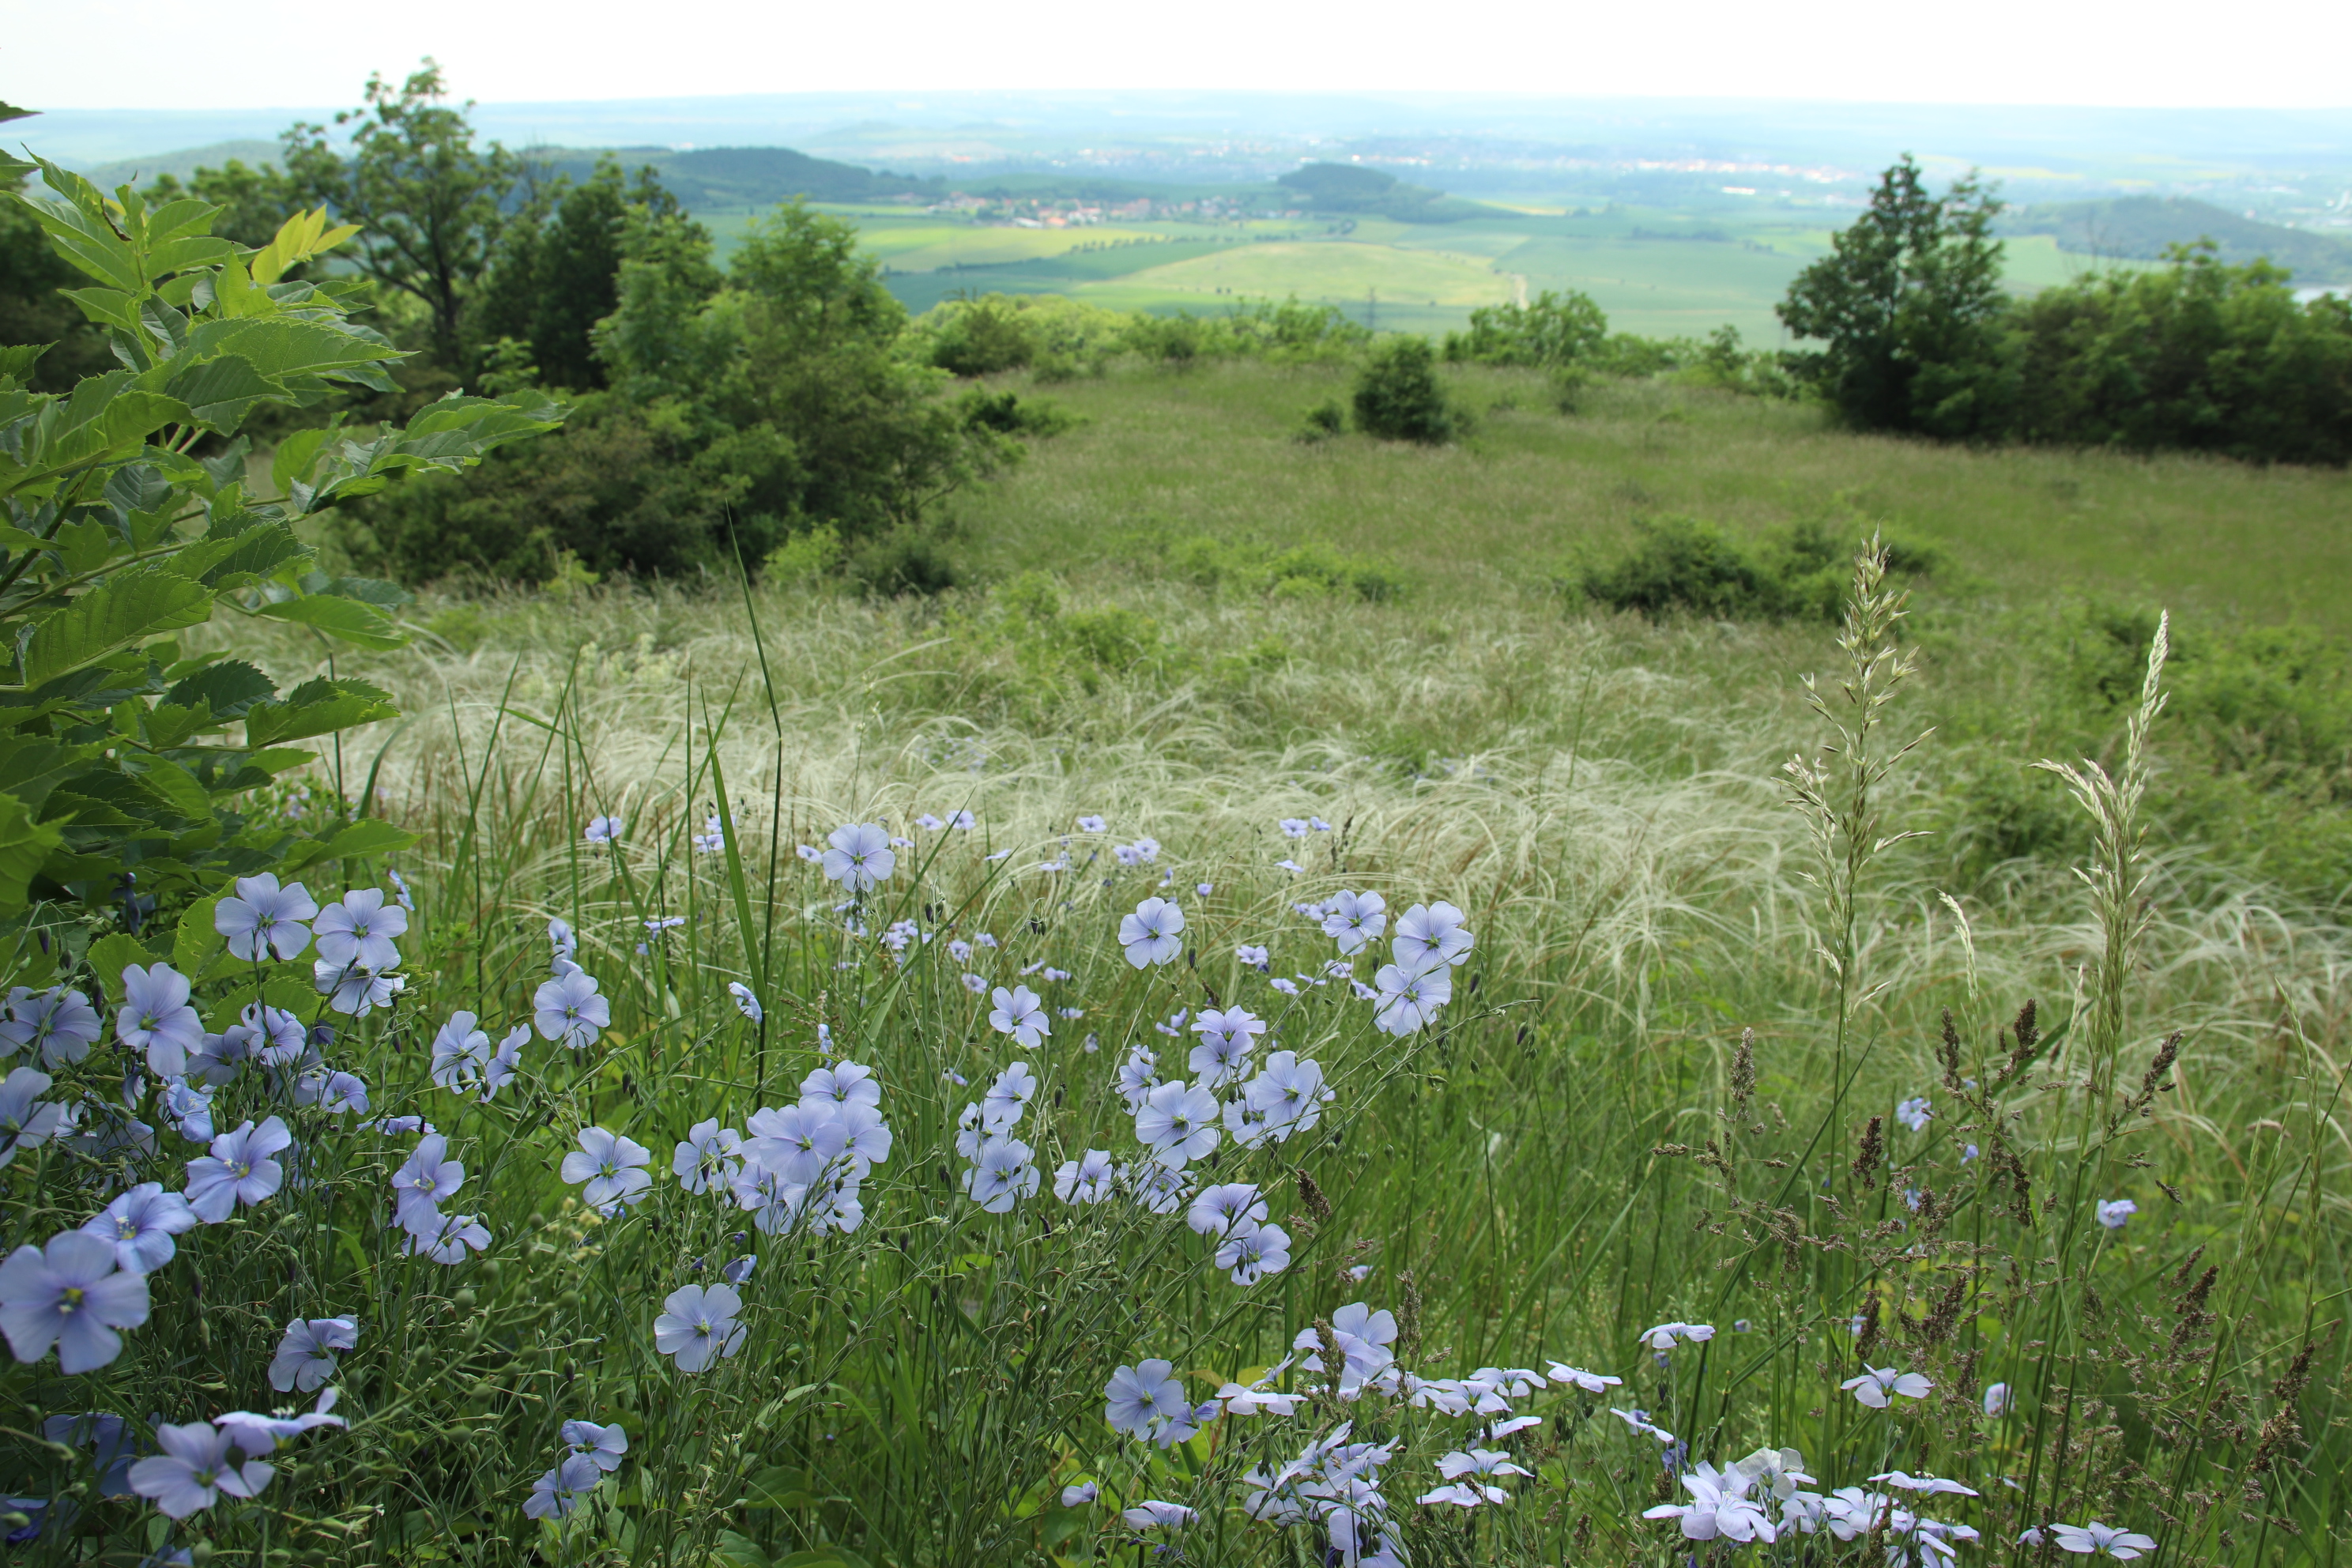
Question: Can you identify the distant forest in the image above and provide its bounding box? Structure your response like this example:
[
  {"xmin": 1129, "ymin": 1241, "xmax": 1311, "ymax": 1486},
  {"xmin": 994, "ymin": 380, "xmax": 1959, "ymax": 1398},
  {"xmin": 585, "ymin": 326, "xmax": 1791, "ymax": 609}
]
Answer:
[{"xmin": 2002, "ymin": 195, "xmax": 2352, "ymax": 283}]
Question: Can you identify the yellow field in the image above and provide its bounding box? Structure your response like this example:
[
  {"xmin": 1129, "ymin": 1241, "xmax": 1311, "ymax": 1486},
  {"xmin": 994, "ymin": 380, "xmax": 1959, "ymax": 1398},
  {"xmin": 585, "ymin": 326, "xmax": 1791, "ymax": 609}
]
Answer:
[{"xmin": 1076, "ymin": 240, "xmax": 1517, "ymax": 310}]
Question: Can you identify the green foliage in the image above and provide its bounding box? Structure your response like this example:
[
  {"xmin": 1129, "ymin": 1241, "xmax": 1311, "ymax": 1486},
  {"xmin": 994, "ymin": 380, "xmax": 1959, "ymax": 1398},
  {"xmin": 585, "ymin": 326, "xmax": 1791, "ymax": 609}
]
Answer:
[
  {"xmin": 1272, "ymin": 161, "xmax": 1486, "ymax": 221},
  {"xmin": 1295, "ymin": 397, "xmax": 1346, "ymax": 441},
  {"xmin": 0, "ymin": 156, "xmax": 560, "ymax": 929},
  {"xmin": 845, "ymin": 518, "xmax": 961, "ymax": 597},
  {"xmin": 954, "ymin": 388, "xmax": 1077, "ymax": 439},
  {"xmin": 1935, "ymin": 599, "xmax": 2352, "ymax": 894},
  {"xmin": 1778, "ymin": 154, "xmax": 2017, "ymax": 439},
  {"xmin": 1350, "ymin": 336, "xmax": 1462, "ymax": 444},
  {"xmin": 0, "ymin": 179, "xmax": 118, "ymax": 393},
  {"xmin": 145, "ymin": 158, "xmax": 303, "ymax": 251},
  {"xmin": 1442, "ymin": 288, "xmax": 1608, "ymax": 369},
  {"xmin": 1159, "ymin": 534, "xmax": 1406, "ymax": 602},
  {"xmin": 344, "ymin": 390, "xmax": 799, "ymax": 583},
  {"xmin": 281, "ymin": 60, "xmax": 524, "ymax": 371},
  {"xmin": 471, "ymin": 156, "xmax": 683, "ymax": 392},
  {"xmin": 763, "ymin": 522, "xmax": 844, "ymax": 586},
  {"xmin": 2010, "ymin": 245, "xmax": 2352, "ymax": 464},
  {"xmin": 1573, "ymin": 515, "xmax": 1939, "ymax": 621},
  {"xmin": 360, "ymin": 201, "xmax": 1023, "ymax": 584},
  {"xmin": 925, "ymin": 295, "xmax": 1036, "ymax": 376}
]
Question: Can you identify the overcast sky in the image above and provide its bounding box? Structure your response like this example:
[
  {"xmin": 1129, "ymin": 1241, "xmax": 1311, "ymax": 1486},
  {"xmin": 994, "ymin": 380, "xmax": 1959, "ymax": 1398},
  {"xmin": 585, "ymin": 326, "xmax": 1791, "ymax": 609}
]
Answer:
[{"xmin": 10, "ymin": 0, "xmax": 2348, "ymax": 110}]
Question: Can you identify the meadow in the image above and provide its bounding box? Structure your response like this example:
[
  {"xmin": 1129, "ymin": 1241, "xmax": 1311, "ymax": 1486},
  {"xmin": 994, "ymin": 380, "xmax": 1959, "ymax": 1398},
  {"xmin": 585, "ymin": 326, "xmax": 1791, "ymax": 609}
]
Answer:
[{"xmin": 6, "ymin": 331, "xmax": 2346, "ymax": 1566}]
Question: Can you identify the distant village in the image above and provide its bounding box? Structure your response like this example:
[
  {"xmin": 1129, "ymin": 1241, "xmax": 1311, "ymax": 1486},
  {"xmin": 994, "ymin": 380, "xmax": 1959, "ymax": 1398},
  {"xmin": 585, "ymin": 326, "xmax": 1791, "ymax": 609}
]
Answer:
[{"xmin": 914, "ymin": 193, "xmax": 1302, "ymax": 226}]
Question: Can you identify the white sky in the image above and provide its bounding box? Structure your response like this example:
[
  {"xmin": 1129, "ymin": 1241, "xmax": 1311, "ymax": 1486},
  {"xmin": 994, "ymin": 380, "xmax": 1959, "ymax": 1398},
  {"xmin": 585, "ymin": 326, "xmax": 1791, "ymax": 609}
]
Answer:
[{"xmin": 8, "ymin": 0, "xmax": 2350, "ymax": 110}]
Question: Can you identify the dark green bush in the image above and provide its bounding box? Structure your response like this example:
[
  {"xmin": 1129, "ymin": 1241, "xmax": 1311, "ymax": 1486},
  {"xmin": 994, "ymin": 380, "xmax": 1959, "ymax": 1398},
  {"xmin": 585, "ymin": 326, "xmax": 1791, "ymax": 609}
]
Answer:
[
  {"xmin": 956, "ymin": 388, "xmax": 1078, "ymax": 438},
  {"xmin": 348, "ymin": 391, "xmax": 799, "ymax": 582},
  {"xmin": 1352, "ymin": 337, "xmax": 1462, "ymax": 444},
  {"xmin": 352, "ymin": 201, "xmax": 1022, "ymax": 585},
  {"xmin": 929, "ymin": 297, "xmax": 1036, "ymax": 377},
  {"xmin": 1574, "ymin": 518, "xmax": 1940, "ymax": 621},
  {"xmin": 2010, "ymin": 247, "xmax": 2352, "ymax": 465},
  {"xmin": 1296, "ymin": 398, "xmax": 1346, "ymax": 441},
  {"xmin": 846, "ymin": 519, "xmax": 961, "ymax": 597}
]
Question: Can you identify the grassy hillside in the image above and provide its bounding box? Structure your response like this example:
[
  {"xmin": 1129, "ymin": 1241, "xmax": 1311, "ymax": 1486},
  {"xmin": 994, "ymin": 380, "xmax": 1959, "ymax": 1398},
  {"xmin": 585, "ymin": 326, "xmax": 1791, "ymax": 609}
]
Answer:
[{"xmin": 952, "ymin": 361, "xmax": 2352, "ymax": 631}]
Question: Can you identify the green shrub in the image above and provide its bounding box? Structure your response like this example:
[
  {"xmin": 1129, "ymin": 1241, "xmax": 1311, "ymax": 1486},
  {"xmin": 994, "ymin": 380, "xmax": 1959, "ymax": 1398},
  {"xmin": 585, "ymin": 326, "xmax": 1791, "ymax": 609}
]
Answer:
[
  {"xmin": 957, "ymin": 387, "xmax": 1080, "ymax": 438},
  {"xmin": 928, "ymin": 296, "xmax": 1036, "ymax": 376},
  {"xmin": 1442, "ymin": 289, "xmax": 1608, "ymax": 369},
  {"xmin": 1574, "ymin": 517, "xmax": 1939, "ymax": 621},
  {"xmin": 763, "ymin": 522, "xmax": 845, "ymax": 586},
  {"xmin": 1161, "ymin": 535, "xmax": 1406, "ymax": 603},
  {"xmin": 1351, "ymin": 337, "xmax": 1462, "ymax": 444},
  {"xmin": 846, "ymin": 519, "xmax": 960, "ymax": 597},
  {"xmin": 1295, "ymin": 398, "xmax": 1346, "ymax": 442}
]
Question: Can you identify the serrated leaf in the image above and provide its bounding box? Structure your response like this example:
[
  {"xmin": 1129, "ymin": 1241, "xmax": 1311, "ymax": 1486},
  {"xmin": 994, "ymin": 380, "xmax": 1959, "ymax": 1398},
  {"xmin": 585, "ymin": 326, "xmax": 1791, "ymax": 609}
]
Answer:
[
  {"xmin": 304, "ymin": 575, "xmax": 412, "ymax": 609},
  {"xmin": 135, "ymin": 760, "xmax": 212, "ymax": 825},
  {"xmin": 53, "ymin": 518, "xmax": 115, "ymax": 575},
  {"xmin": 164, "ymin": 659, "xmax": 274, "ymax": 718},
  {"xmin": 178, "ymin": 316, "xmax": 402, "ymax": 389},
  {"xmin": 251, "ymin": 593, "xmax": 403, "ymax": 650},
  {"xmin": 16, "ymin": 564, "xmax": 211, "ymax": 688},
  {"xmin": 160, "ymin": 353, "xmax": 280, "ymax": 431},
  {"xmin": 0, "ymin": 788, "xmax": 66, "ymax": 915},
  {"xmin": 0, "ymin": 370, "xmax": 191, "ymax": 499},
  {"xmin": 241, "ymin": 675, "xmax": 396, "ymax": 747},
  {"xmin": 269, "ymin": 424, "xmax": 341, "ymax": 496},
  {"xmin": 192, "ymin": 522, "xmax": 309, "ymax": 590},
  {"xmin": 0, "ymin": 343, "xmax": 51, "ymax": 387}
]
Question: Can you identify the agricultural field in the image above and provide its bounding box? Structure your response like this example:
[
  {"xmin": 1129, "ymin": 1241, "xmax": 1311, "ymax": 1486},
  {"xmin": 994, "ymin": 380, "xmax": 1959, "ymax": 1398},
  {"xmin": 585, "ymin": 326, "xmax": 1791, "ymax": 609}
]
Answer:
[{"xmin": 729, "ymin": 198, "xmax": 2150, "ymax": 341}]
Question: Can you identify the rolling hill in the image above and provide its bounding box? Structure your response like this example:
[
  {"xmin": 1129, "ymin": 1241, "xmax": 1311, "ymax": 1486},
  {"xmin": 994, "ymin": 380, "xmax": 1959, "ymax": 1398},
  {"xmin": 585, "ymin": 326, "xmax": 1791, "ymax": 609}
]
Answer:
[{"xmin": 2003, "ymin": 196, "xmax": 2352, "ymax": 283}]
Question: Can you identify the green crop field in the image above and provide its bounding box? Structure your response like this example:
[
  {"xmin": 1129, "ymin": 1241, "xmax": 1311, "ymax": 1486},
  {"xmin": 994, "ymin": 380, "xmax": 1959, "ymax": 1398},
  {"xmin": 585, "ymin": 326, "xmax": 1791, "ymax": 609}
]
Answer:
[{"xmin": 792, "ymin": 199, "xmax": 2149, "ymax": 341}]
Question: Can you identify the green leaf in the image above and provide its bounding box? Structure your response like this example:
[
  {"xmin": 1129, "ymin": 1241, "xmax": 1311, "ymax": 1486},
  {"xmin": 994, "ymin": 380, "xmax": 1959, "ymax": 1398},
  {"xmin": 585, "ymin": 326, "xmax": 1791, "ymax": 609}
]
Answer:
[
  {"xmin": 281, "ymin": 818, "xmax": 413, "ymax": 872},
  {"xmin": 21, "ymin": 162, "xmax": 144, "ymax": 292},
  {"xmin": 87, "ymin": 932, "xmax": 163, "ymax": 993},
  {"xmin": 53, "ymin": 518, "xmax": 115, "ymax": 575},
  {"xmin": 136, "ymin": 759, "xmax": 212, "ymax": 825},
  {"xmin": 269, "ymin": 424, "xmax": 341, "ymax": 496},
  {"xmin": 178, "ymin": 317, "xmax": 403, "ymax": 390},
  {"xmin": 251, "ymin": 593, "xmax": 404, "ymax": 650},
  {"xmin": 0, "ymin": 788, "xmax": 65, "ymax": 915},
  {"xmin": 190, "ymin": 522, "xmax": 310, "ymax": 590},
  {"xmin": 0, "ymin": 370, "xmax": 192, "ymax": 499},
  {"xmin": 300, "ymin": 391, "xmax": 566, "ymax": 511},
  {"xmin": 175, "ymin": 894, "xmax": 223, "ymax": 974},
  {"xmin": 160, "ymin": 353, "xmax": 281, "ymax": 432},
  {"xmin": 242, "ymin": 676, "xmax": 396, "ymax": 747},
  {"xmin": 163, "ymin": 659, "xmax": 275, "ymax": 718},
  {"xmin": 58, "ymin": 287, "xmax": 144, "ymax": 336},
  {"xmin": 0, "ymin": 344, "xmax": 51, "ymax": 387},
  {"xmin": 16, "ymin": 564, "xmax": 211, "ymax": 688},
  {"xmin": 710, "ymin": 1533, "xmax": 771, "ymax": 1568},
  {"xmin": 301, "ymin": 573, "xmax": 415, "ymax": 609}
]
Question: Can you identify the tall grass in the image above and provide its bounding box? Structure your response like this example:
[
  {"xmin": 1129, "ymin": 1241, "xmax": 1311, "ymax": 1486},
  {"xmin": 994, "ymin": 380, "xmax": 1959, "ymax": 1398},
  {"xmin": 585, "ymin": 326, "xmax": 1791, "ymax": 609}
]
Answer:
[{"xmin": 6, "ymin": 549, "xmax": 2312, "ymax": 1566}]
